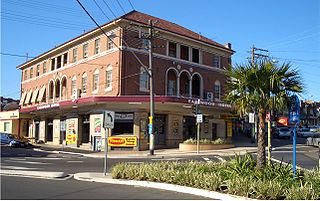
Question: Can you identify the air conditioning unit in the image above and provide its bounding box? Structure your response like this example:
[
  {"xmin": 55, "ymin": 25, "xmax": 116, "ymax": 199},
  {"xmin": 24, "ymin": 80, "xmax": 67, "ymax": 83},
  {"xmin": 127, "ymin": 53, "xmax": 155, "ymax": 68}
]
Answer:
[
  {"xmin": 207, "ymin": 92, "xmax": 213, "ymax": 102},
  {"xmin": 72, "ymin": 89, "xmax": 81, "ymax": 100}
]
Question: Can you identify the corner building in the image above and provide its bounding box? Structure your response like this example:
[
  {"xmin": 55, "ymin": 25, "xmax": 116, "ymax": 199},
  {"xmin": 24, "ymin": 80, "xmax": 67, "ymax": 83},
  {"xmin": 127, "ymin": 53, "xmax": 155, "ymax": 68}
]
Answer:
[{"xmin": 18, "ymin": 11, "xmax": 234, "ymax": 151}]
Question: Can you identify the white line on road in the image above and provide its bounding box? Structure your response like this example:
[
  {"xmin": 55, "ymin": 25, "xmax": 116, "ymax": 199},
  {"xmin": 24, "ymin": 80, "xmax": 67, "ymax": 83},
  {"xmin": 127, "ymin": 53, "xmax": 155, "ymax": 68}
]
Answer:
[
  {"xmin": 25, "ymin": 157, "xmax": 62, "ymax": 160},
  {"xmin": 4, "ymin": 160, "xmax": 52, "ymax": 165},
  {"xmin": 214, "ymin": 156, "xmax": 227, "ymax": 162},
  {"xmin": 66, "ymin": 161, "xmax": 84, "ymax": 163},
  {"xmin": 1, "ymin": 166, "xmax": 42, "ymax": 170},
  {"xmin": 8, "ymin": 158, "xmax": 27, "ymax": 161},
  {"xmin": 152, "ymin": 158, "xmax": 184, "ymax": 161}
]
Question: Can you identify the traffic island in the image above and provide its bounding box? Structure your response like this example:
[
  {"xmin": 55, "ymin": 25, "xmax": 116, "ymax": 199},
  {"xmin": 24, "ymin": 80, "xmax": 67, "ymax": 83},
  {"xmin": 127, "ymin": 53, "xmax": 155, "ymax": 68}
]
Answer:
[{"xmin": 178, "ymin": 138, "xmax": 234, "ymax": 151}]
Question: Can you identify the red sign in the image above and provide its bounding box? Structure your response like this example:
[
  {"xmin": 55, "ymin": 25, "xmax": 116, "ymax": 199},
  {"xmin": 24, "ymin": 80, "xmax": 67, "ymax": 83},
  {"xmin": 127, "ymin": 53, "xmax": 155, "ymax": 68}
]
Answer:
[{"xmin": 277, "ymin": 117, "xmax": 288, "ymax": 126}]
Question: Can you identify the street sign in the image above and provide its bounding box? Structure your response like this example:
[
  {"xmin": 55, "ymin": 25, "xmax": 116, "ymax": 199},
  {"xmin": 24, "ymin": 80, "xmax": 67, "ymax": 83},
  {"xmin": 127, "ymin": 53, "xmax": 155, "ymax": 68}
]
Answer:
[
  {"xmin": 249, "ymin": 113, "xmax": 255, "ymax": 123},
  {"xmin": 103, "ymin": 110, "xmax": 115, "ymax": 129},
  {"xmin": 196, "ymin": 114, "xmax": 203, "ymax": 123}
]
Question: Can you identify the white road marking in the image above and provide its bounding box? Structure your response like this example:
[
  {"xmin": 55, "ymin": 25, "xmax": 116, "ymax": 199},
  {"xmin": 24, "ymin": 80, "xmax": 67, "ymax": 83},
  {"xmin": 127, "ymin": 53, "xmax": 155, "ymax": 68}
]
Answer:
[
  {"xmin": 66, "ymin": 161, "xmax": 84, "ymax": 163},
  {"xmin": 1, "ymin": 166, "xmax": 41, "ymax": 170},
  {"xmin": 214, "ymin": 156, "xmax": 226, "ymax": 162},
  {"xmin": 4, "ymin": 160, "xmax": 52, "ymax": 165},
  {"xmin": 26, "ymin": 157, "xmax": 62, "ymax": 160},
  {"xmin": 151, "ymin": 158, "xmax": 184, "ymax": 161},
  {"xmin": 8, "ymin": 158, "xmax": 27, "ymax": 161},
  {"xmin": 126, "ymin": 162, "xmax": 144, "ymax": 164}
]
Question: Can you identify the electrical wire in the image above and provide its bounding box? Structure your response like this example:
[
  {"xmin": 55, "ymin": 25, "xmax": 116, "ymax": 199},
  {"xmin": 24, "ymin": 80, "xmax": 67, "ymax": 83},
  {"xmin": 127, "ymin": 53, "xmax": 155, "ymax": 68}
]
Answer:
[
  {"xmin": 115, "ymin": 0, "xmax": 126, "ymax": 14},
  {"xmin": 1, "ymin": 52, "xmax": 35, "ymax": 59},
  {"xmin": 101, "ymin": 0, "xmax": 118, "ymax": 18},
  {"xmin": 92, "ymin": 0, "xmax": 111, "ymax": 21},
  {"xmin": 127, "ymin": 0, "xmax": 135, "ymax": 10}
]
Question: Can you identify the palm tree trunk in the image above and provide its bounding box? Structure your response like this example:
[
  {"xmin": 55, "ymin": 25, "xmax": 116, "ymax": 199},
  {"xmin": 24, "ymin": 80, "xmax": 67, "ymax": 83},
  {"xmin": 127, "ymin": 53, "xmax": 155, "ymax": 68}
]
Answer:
[{"xmin": 257, "ymin": 112, "xmax": 266, "ymax": 169}]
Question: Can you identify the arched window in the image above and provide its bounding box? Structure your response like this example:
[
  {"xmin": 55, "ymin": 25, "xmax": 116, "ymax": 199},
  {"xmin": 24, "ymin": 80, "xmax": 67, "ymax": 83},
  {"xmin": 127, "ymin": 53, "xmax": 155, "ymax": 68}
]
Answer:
[
  {"xmin": 214, "ymin": 80, "xmax": 221, "ymax": 101},
  {"xmin": 71, "ymin": 76, "xmax": 77, "ymax": 98},
  {"xmin": 139, "ymin": 67, "xmax": 149, "ymax": 91},
  {"xmin": 105, "ymin": 65, "xmax": 112, "ymax": 91},
  {"xmin": 82, "ymin": 73, "xmax": 87, "ymax": 94},
  {"xmin": 192, "ymin": 74, "xmax": 201, "ymax": 98},
  {"xmin": 61, "ymin": 76, "xmax": 67, "ymax": 100},
  {"xmin": 49, "ymin": 81, "xmax": 54, "ymax": 99},
  {"xmin": 167, "ymin": 69, "xmax": 177, "ymax": 96},
  {"xmin": 55, "ymin": 79, "xmax": 60, "ymax": 98},
  {"xmin": 93, "ymin": 69, "xmax": 99, "ymax": 92},
  {"xmin": 179, "ymin": 71, "xmax": 191, "ymax": 97}
]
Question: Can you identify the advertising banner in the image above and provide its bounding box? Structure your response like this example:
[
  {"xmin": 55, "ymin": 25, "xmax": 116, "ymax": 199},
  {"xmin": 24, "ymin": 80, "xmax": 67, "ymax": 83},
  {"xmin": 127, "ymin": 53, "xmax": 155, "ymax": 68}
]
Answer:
[
  {"xmin": 94, "ymin": 118, "xmax": 102, "ymax": 134},
  {"xmin": 66, "ymin": 120, "xmax": 77, "ymax": 144},
  {"xmin": 108, "ymin": 136, "xmax": 137, "ymax": 147}
]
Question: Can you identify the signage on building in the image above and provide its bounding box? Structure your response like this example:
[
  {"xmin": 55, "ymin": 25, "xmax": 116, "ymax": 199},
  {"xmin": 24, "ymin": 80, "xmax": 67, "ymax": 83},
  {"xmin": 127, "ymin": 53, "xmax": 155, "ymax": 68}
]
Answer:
[
  {"xmin": 187, "ymin": 99, "xmax": 232, "ymax": 108},
  {"xmin": 94, "ymin": 118, "xmax": 102, "ymax": 134},
  {"xmin": 37, "ymin": 103, "xmax": 60, "ymax": 110},
  {"xmin": 277, "ymin": 117, "xmax": 288, "ymax": 126},
  {"xmin": 108, "ymin": 136, "xmax": 137, "ymax": 147},
  {"xmin": 115, "ymin": 113, "xmax": 134, "ymax": 121},
  {"xmin": 66, "ymin": 134, "xmax": 77, "ymax": 144},
  {"xmin": 66, "ymin": 120, "xmax": 77, "ymax": 144}
]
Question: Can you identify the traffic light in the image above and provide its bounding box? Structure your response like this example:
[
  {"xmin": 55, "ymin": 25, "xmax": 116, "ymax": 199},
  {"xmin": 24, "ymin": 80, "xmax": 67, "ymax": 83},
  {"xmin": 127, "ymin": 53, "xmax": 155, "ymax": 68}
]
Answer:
[{"xmin": 192, "ymin": 104, "xmax": 199, "ymax": 115}]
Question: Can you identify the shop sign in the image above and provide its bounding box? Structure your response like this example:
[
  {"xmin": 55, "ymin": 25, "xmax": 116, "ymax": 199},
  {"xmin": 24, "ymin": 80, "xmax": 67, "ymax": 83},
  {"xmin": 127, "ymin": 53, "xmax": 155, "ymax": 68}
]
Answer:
[
  {"xmin": 37, "ymin": 103, "xmax": 60, "ymax": 110},
  {"xmin": 108, "ymin": 136, "xmax": 137, "ymax": 147},
  {"xmin": 115, "ymin": 113, "xmax": 134, "ymax": 121},
  {"xmin": 188, "ymin": 99, "xmax": 232, "ymax": 108},
  {"xmin": 277, "ymin": 117, "xmax": 288, "ymax": 126},
  {"xmin": 66, "ymin": 120, "xmax": 77, "ymax": 144}
]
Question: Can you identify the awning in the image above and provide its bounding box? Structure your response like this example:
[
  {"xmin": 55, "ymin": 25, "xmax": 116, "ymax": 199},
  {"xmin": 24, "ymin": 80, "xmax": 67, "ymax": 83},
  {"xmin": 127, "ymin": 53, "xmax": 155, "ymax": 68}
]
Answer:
[
  {"xmin": 37, "ymin": 86, "xmax": 46, "ymax": 103},
  {"xmin": 24, "ymin": 90, "xmax": 33, "ymax": 105},
  {"xmin": 19, "ymin": 91, "xmax": 27, "ymax": 105},
  {"xmin": 31, "ymin": 88, "xmax": 39, "ymax": 103}
]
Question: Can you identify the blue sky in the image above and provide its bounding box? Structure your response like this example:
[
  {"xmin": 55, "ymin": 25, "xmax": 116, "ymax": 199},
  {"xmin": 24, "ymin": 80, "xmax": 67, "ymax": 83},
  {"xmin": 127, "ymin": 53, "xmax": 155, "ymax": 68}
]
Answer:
[{"xmin": 1, "ymin": 0, "xmax": 320, "ymax": 101}]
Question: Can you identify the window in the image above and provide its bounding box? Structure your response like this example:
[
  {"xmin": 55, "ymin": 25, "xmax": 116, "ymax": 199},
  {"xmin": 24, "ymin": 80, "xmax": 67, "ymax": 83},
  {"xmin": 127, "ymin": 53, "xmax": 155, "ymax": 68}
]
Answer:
[
  {"xmin": 81, "ymin": 73, "xmax": 87, "ymax": 94},
  {"xmin": 71, "ymin": 76, "xmax": 77, "ymax": 97},
  {"xmin": 214, "ymin": 80, "xmax": 221, "ymax": 100},
  {"xmin": 4, "ymin": 122, "xmax": 10, "ymax": 132},
  {"xmin": 180, "ymin": 45, "xmax": 189, "ymax": 60},
  {"xmin": 139, "ymin": 67, "xmax": 149, "ymax": 91},
  {"xmin": 73, "ymin": 48, "xmax": 78, "ymax": 62},
  {"xmin": 83, "ymin": 43, "xmax": 88, "ymax": 58},
  {"xmin": 36, "ymin": 65, "xmax": 40, "ymax": 76},
  {"xmin": 168, "ymin": 42, "xmax": 177, "ymax": 57},
  {"xmin": 94, "ymin": 38, "xmax": 100, "ymax": 54},
  {"xmin": 141, "ymin": 39, "xmax": 148, "ymax": 50},
  {"xmin": 43, "ymin": 62, "xmax": 47, "ymax": 74},
  {"xmin": 57, "ymin": 55, "xmax": 62, "ymax": 69},
  {"xmin": 51, "ymin": 58, "xmax": 55, "ymax": 71},
  {"xmin": 107, "ymin": 34, "xmax": 115, "ymax": 50},
  {"xmin": 30, "ymin": 67, "xmax": 33, "ymax": 78},
  {"xmin": 105, "ymin": 66, "xmax": 112, "ymax": 90},
  {"xmin": 213, "ymin": 55, "xmax": 220, "ymax": 68},
  {"xmin": 192, "ymin": 48, "xmax": 199, "ymax": 63},
  {"xmin": 24, "ymin": 70, "xmax": 28, "ymax": 80},
  {"xmin": 63, "ymin": 53, "xmax": 68, "ymax": 65},
  {"xmin": 93, "ymin": 69, "xmax": 99, "ymax": 92}
]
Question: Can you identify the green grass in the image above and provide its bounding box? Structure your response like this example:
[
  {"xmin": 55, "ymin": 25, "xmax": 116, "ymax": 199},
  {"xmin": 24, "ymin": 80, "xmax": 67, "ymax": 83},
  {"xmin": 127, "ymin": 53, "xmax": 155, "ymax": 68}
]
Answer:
[{"xmin": 111, "ymin": 154, "xmax": 320, "ymax": 200}]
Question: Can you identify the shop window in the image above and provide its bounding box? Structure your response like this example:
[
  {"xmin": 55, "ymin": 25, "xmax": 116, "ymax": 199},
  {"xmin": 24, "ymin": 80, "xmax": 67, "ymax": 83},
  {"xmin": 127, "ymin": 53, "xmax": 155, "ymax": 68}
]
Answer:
[
  {"xmin": 180, "ymin": 45, "xmax": 189, "ymax": 60},
  {"xmin": 83, "ymin": 43, "xmax": 88, "ymax": 58},
  {"xmin": 139, "ymin": 67, "xmax": 149, "ymax": 91},
  {"xmin": 168, "ymin": 42, "xmax": 177, "ymax": 57},
  {"xmin": 192, "ymin": 48, "xmax": 199, "ymax": 63},
  {"xmin": 113, "ymin": 113, "xmax": 134, "ymax": 135}
]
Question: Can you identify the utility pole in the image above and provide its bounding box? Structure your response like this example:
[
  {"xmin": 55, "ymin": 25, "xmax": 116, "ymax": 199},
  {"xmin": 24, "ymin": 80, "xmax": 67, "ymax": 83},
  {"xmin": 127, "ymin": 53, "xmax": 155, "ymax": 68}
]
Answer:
[
  {"xmin": 250, "ymin": 45, "xmax": 269, "ymax": 64},
  {"xmin": 148, "ymin": 20, "xmax": 155, "ymax": 155}
]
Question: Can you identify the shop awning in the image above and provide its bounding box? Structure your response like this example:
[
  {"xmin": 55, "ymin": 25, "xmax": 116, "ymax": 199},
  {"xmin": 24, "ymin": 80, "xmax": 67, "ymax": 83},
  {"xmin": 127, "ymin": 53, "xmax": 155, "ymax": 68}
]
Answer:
[
  {"xmin": 19, "ymin": 91, "xmax": 27, "ymax": 105},
  {"xmin": 38, "ymin": 86, "xmax": 46, "ymax": 103},
  {"xmin": 31, "ymin": 88, "xmax": 39, "ymax": 103},
  {"xmin": 24, "ymin": 90, "xmax": 33, "ymax": 105}
]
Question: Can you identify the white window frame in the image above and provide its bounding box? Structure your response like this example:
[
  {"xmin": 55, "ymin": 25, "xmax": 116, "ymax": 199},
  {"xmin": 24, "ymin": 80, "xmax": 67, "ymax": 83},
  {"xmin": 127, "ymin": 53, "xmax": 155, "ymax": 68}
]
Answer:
[
  {"xmin": 139, "ymin": 67, "xmax": 149, "ymax": 92},
  {"xmin": 81, "ymin": 73, "xmax": 87, "ymax": 94},
  {"xmin": 213, "ymin": 55, "xmax": 221, "ymax": 68},
  {"xmin": 92, "ymin": 69, "xmax": 99, "ymax": 93},
  {"xmin": 43, "ymin": 61, "xmax": 47, "ymax": 74},
  {"xmin": 214, "ymin": 80, "xmax": 221, "ymax": 101},
  {"xmin": 73, "ymin": 48, "xmax": 78, "ymax": 62},
  {"xmin": 107, "ymin": 34, "xmax": 115, "ymax": 50},
  {"xmin": 83, "ymin": 43, "xmax": 88, "ymax": 59},
  {"xmin": 71, "ymin": 76, "xmax": 77, "ymax": 98},
  {"xmin": 105, "ymin": 65, "xmax": 112, "ymax": 92},
  {"xmin": 94, "ymin": 38, "xmax": 100, "ymax": 54}
]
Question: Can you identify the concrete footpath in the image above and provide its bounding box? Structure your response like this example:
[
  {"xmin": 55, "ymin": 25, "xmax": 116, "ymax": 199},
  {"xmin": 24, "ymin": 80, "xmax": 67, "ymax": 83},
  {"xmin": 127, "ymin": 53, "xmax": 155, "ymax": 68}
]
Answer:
[{"xmin": 73, "ymin": 172, "xmax": 255, "ymax": 200}]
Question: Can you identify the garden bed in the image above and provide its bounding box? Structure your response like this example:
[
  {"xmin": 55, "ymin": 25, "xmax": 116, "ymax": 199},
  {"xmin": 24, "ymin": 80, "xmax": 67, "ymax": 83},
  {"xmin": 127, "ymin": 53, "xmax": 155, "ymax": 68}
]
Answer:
[{"xmin": 179, "ymin": 143, "xmax": 235, "ymax": 151}]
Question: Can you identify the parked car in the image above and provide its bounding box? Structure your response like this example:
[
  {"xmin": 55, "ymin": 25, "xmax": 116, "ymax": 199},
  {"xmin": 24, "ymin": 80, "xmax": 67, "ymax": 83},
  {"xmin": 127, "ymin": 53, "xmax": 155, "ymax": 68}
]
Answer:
[
  {"xmin": 275, "ymin": 127, "xmax": 292, "ymax": 139},
  {"xmin": 0, "ymin": 132, "xmax": 29, "ymax": 148},
  {"xmin": 298, "ymin": 128, "xmax": 317, "ymax": 138},
  {"xmin": 306, "ymin": 134, "xmax": 320, "ymax": 147}
]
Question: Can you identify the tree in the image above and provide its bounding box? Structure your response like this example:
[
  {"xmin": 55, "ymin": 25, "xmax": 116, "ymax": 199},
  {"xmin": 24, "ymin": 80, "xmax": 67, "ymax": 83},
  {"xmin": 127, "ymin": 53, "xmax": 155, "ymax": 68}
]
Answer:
[{"xmin": 225, "ymin": 59, "xmax": 303, "ymax": 168}]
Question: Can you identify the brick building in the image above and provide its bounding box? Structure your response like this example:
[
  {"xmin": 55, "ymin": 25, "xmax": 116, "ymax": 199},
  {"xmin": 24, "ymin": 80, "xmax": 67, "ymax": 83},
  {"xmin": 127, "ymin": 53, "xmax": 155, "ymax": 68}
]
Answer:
[{"xmin": 17, "ymin": 11, "xmax": 234, "ymax": 150}]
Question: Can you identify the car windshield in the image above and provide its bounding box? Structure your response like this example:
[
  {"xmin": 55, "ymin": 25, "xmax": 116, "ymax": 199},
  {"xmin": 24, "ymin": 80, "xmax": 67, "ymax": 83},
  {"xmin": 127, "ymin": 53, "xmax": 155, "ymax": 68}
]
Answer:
[
  {"xmin": 301, "ymin": 128, "xmax": 310, "ymax": 131},
  {"xmin": 280, "ymin": 128, "xmax": 289, "ymax": 132},
  {"xmin": 7, "ymin": 134, "xmax": 16, "ymax": 139}
]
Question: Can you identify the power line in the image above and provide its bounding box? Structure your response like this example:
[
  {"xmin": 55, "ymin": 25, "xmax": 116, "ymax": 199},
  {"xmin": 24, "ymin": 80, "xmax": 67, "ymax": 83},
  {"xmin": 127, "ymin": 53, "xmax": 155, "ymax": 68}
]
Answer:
[
  {"xmin": 101, "ymin": 0, "xmax": 118, "ymax": 18},
  {"xmin": 127, "ymin": 0, "xmax": 135, "ymax": 10},
  {"xmin": 115, "ymin": 0, "xmax": 126, "ymax": 14},
  {"xmin": 1, "ymin": 52, "xmax": 35, "ymax": 59},
  {"xmin": 92, "ymin": 0, "xmax": 111, "ymax": 21}
]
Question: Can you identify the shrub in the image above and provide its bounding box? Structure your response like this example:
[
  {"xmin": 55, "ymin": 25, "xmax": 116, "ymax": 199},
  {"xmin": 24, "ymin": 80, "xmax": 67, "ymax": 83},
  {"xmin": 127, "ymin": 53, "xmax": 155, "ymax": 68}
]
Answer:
[
  {"xmin": 182, "ymin": 138, "xmax": 229, "ymax": 145},
  {"xmin": 285, "ymin": 182, "xmax": 319, "ymax": 200}
]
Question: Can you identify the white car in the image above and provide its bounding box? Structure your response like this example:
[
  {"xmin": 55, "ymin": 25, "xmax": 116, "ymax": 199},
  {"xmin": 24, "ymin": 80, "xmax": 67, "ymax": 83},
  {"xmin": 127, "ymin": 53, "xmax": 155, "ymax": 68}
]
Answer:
[
  {"xmin": 298, "ymin": 128, "xmax": 318, "ymax": 138},
  {"xmin": 306, "ymin": 134, "xmax": 320, "ymax": 147},
  {"xmin": 276, "ymin": 127, "xmax": 292, "ymax": 139}
]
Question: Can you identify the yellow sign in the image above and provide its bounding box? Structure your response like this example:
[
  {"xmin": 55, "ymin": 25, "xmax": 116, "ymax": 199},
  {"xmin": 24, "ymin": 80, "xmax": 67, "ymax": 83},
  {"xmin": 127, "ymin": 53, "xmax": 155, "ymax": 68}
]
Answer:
[
  {"xmin": 148, "ymin": 116, "xmax": 153, "ymax": 124},
  {"xmin": 66, "ymin": 134, "xmax": 77, "ymax": 144},
  {"xmin": 227, "ymin": 122, "xmax": 233, "ymax": 138},
  {"xmin": 108, "ymin": 136, "xmax": 137, "ymax": 147}
]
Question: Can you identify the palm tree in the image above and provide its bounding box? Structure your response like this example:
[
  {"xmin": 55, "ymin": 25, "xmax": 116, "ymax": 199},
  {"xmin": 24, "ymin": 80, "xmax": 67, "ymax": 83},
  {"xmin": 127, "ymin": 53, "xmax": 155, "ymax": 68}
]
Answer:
[{"xmin": 225, "ymin": 59, "xmax": 303, "ymax": 168}]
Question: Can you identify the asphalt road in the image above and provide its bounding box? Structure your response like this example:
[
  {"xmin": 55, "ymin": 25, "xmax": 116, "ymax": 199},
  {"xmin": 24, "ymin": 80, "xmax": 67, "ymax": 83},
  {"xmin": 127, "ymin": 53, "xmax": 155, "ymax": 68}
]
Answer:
[{"xmin": 1, "ymin": 176, "xmax": 208, "ymax": 200}]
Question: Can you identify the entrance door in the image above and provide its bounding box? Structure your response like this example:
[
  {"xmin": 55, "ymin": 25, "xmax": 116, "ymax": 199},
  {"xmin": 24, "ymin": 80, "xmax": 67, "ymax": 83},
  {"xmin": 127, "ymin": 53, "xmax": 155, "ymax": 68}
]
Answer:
[
  {"xmin": 154, "ymin": 115, "xmax": 166, "ymax": 147},
  {"xmin": 82, "ymin": 116, "xmax": 90, "ymax": 143},
  {"xmin": 212, "ymin": 123, "xmax": 217, "ymax": 140},
  {"xmin": 34, "ymin": 121, "xmax": 40, "ymax": 140},
  {"xmin": 47, "ymin": 120, "xmax": 53, "ymax": 142},
  {"xmin": 183, "ymin": 116, "xmax": 196, "ymax": 140}
]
